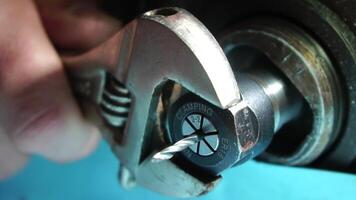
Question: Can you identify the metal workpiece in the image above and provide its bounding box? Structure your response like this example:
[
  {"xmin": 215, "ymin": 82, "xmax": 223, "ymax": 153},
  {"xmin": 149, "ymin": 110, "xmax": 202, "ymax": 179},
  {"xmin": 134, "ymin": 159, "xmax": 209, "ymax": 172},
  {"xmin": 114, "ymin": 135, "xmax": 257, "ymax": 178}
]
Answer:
[
  {"xmin": 64, "ymin": 8, "xmax": 310, "ymax": 196},
  {"xmin": 166, "ymin": 94, "xmax": 242, "ymax": 175},
  {"xmin": 220, "ymin": 18, "xmax": 343, "ymax": 165},
  {"xmin": 233, "ymin": 75, "xmax": 277, "ymax": 159},
  {"xmin": 119, "ymin": 8, "xmax": 241, "ymax": 196},
  {"xmin": 144, "ymin": 0, "xmax": 356, "ymax": 171},
  {"xmin": 246, "ymin": 70, "xmax": 303, "ymax": 133},
  {"xmin": 62, "ymin": 2, "xmax": 356, "ymax": 197},
  {"xmin": 163, "ymin": 70, "xmax": 301, "ymax": 175},
  {"xmin": 64, "ymin": 7, "xmax": 241, "ymax": 197}
]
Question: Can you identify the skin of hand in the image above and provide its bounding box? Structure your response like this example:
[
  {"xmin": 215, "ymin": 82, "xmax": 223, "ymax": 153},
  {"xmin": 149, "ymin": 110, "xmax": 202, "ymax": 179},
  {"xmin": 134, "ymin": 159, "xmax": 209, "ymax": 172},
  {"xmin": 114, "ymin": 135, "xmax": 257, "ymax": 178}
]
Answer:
[{"xmin": 0, "ymin": 0, "xmax": 122, "ymax": 179}]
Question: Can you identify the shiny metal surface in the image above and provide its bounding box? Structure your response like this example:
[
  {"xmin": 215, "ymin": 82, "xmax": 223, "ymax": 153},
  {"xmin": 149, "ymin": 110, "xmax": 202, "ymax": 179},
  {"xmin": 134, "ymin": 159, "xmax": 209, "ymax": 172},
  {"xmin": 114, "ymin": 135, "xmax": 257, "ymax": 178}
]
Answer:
[
  {"xmin": 152, "ymin": 113, "xmax": 220, "ymax": 162},
  {"xmin": 55, "ymin": 0, "xmax": 356, "ymax": 197},
  {"xmin": 63, "ymin": 7, "xmax": 306, "ymax": 196},
  {"xmin": 163, "ymin": 69, "xmax": 300, "ymax": 174},
  {"xmin": 247, "ymin": 70, "xmax": 303, "ymax": 132},
  {"xmin": 118, "ymin": 164, "xmax": 136, "ymax": 189},
  {"xmin": 231, "ymin": 76, "xmax": 275, "ymax": 162},
  {"xmin": 119, "ymin": 8, "xmax": 240, "ymax": 196},
  {"xmin": 151, "ymin": 134, "xmax": 199, "ymax": 162},
  {"xmin": 220, "ymin": 19, "xmax": 343, "ymax": 165},
  {"xmin": 100, "ymin": 74, "xmax": 131, "ymax": 127},
  {"xmin": 64, "ymin": 7, "xmax": 241, "ymax": 197},
  {"xmin": 62, "ymin": 6, "xmax": 341, "ymax": 197}
]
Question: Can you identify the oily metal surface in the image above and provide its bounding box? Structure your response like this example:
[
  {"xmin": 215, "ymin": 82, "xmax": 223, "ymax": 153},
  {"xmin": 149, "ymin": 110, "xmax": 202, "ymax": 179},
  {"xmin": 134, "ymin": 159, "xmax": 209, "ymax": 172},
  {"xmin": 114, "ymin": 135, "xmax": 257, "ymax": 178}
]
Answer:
[
  {"xmin": 220, "ymin": 19, "xmax": 343, "ymax": 165},
  {"xmin": 316, "ymin": 0, "xmax": 356, "ymax": 170},
  {"xmin": 114, "ymin": 8, "xmax": 241, "ymax": 197},
  {"xmin": 65, "ymin": 7, "xmax": 241, "ymax": 197},
  {"xmin": 145, "ymin": 0, "xmax": 356, "ymax": 170}
]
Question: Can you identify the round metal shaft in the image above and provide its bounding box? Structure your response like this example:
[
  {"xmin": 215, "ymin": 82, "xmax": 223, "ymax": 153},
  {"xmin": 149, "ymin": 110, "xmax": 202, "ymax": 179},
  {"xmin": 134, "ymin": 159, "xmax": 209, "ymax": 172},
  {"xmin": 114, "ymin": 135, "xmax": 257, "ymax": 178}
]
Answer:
[
  {"xmin": 245, "ymin": 70, "xmax": 303, "ymax": 133},
  {"xmin": 163, "ymin": 68, "xmax": 304, "ymax": 174}
]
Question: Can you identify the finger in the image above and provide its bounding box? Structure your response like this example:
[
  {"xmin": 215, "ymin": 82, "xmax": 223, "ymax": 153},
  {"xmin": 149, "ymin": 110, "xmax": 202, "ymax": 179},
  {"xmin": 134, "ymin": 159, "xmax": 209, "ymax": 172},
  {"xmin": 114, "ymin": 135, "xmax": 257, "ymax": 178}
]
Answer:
[
  {"xmin": 36, "ymin": 0, "xmax": 122, "ymax": 51},
  {"xmin": 0, "ymin": 0, "xmax": 100, "ymax": 162},
  {"xmin": 0, "ymin": 129, "xmax": 28, "ymax": 180}
]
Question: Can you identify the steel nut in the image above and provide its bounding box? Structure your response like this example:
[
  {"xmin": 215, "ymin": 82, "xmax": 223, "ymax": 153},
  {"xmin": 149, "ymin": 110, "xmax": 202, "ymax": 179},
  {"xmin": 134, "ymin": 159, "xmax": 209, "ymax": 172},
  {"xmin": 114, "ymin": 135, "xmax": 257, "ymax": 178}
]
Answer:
[{"xmin": 227, "ymin": 104, "xmax": 260, "ymax": 162}]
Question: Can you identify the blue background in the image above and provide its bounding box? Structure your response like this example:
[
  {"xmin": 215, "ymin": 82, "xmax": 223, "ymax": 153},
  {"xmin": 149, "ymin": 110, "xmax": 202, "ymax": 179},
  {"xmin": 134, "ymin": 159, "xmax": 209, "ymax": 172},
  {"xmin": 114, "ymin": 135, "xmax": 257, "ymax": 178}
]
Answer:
[{"xmin": 1, "ymin": 141, "xmax": 355, "ymax": 200}]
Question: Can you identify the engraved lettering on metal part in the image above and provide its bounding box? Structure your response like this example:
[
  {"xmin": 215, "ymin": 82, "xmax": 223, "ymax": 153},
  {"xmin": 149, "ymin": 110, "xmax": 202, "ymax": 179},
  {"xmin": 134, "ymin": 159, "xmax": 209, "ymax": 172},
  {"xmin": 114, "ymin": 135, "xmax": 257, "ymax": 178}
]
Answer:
[
  {"xmin": 176, "ymin": 102, "xmax": 214, "ymax": 120},
  {"xmin": 218, "ymin": 138, "xmax": 229, "ymax": 159},
  {"xmin": 236, "ymin": 108, "xmax": 258, "ymax": 152},
  {"xmin": 190, "ymin": 115, "xmax": 200, "ymax": 124},
  {"xmin": 181, "ymin": 114, "xmax": 219, "ymax": 156}
]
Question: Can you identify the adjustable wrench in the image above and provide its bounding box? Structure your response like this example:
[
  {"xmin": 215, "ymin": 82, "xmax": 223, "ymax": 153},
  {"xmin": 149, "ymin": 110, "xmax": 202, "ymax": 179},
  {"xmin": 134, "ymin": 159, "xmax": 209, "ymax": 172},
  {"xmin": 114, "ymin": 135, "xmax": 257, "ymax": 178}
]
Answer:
[{"xmin": 63, "ymin": 7, "xmax": 307, "ymax": 197}]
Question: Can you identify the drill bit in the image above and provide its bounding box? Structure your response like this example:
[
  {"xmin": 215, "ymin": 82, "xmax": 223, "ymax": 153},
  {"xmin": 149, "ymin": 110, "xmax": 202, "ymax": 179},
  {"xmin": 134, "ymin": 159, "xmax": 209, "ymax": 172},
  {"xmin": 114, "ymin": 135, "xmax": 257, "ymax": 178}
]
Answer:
[{"xmin": 151, "ymin": 134, "xmax": 200, "ymax": 162}]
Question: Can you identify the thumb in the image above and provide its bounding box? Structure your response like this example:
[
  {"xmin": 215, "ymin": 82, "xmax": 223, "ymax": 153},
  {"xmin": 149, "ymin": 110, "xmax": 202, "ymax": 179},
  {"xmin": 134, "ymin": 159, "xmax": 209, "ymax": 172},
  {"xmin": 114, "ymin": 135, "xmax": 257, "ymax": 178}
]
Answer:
[
  {"xmin": 37, "ymin": 0, "xmax": 122, "ymax": 52},
  {"xmin": 0, "ymin": 0, "xmax": 121, "ymax": 163}
]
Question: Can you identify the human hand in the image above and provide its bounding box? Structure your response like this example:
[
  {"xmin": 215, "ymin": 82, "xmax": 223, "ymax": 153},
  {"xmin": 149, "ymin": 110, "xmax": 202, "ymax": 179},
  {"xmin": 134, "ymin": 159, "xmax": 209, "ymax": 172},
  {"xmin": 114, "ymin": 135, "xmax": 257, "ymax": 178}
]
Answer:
[{"xmin": 0, "ymin": 0, "xmax": 122, "ymax": 179}]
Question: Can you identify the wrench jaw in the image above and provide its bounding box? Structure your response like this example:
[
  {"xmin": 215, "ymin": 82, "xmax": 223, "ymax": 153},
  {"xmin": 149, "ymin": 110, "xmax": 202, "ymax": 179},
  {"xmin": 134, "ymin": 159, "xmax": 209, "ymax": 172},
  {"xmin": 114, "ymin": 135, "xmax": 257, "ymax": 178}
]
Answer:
[
  {"xmin": 110, "ymin": 8, "xmax": 241, "ymax": 197},
  {"xmin": 65, "ymin": 7, "xmax": 240, "ymax": 197}
]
